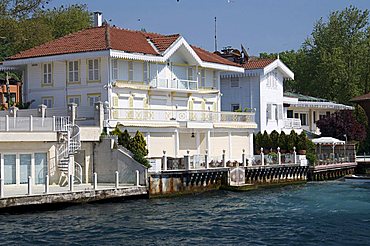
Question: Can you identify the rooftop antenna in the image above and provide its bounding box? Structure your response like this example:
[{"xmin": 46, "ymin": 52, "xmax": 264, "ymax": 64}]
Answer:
[{"xmin": 214, "ymin": 17, "xmax": 217, "ymax": 52}]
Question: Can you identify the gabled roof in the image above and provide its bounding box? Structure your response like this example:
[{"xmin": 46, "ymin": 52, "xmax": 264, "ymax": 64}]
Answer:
[
  {"xmin": 242, "ymin": 58, "xmax": 275, "ymax": 70},
  {"xmin": 7, "ymin": 25, "xmax": 236, "ymax": 68}
]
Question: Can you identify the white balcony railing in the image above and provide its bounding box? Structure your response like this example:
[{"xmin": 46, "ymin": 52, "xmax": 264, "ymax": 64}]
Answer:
[
  {"xmin": 283, "ymin": 118, "xmax": 302, "ymax": 129},
  {"xmin": 0, "ymin": 115, "xmax": 69, "ymax": 132},
  {"xmin": 111, "ymin": 108, "xmax": 255, "ymax": 124},
  {"xmin": 150, "ymin": 78, "xmax": 198, "ymax": 91}
]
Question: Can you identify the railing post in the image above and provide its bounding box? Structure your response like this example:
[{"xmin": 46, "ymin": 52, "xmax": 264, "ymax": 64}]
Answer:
[
  {"xmin": 94, "ymin": 101, "xmax": 104, "ymax": 132},
  {"xmin": 242, "ymin": 149, "xmax": 246, "ymax": 167},
  {"xmin": 5, "ymin": 115, "xmax": 9, "ymax": 131},
  {"xmin": 52, "ymin": 116, "xmax": 56, "ymax": 131},
  {"xmin": 136, "ymin": 170, "xmax": 140, "ymax": 186},
  {"xmin": 205, "ymin": 149, "xmax": 209, "ymax": 169},
  {"xmin": 162, "ymin": 151, "xmax": 167, "ymax": 171},
  {"xmin": 28, "ymin": 176, "xmax": 32, "ymax": 195},
  {"xmin": 45, "ymin": 175, "xmax": 49, "ymax": 194},
  {"xmin": 68, "ymin": 103, "xmax": 77, "ymax": 125},
  {"xmin": 29, "ymin": 115, "xmax": 33, "ymax": 131},
  {"xmin": 293, "ymin": 147, "xmax": 297, "ymax": 165},
  {"xmin": 185, "ymin": 150, "xmax": 190, "ymax": 171},
  {"xmin": 93, "ymin": 172, "xmax": 98, "ymax": 190},
  {"xmin": 69, "ymin": 175, "xmax": 74, "ymax": 192},
  {"xmin": 115, "ymin": 171, "xmax": 119, "ymax": 189},
  {"xmin": 0, "ymin": 178, "xmax": 4, "ymax": 198},
  {"xmin": 261, "ymin": 147, "xmax": 265, "ymax": 166},
  {"xmin": 222, "ymin": 149, "xmax": 226, "ymax": 167},
  {"xmin": 277, "ymin": 147, "xmax": 281, "ymax": 165}
]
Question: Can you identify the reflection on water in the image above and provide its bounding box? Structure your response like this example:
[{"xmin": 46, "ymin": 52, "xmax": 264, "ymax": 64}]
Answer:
[{"xmin": 0, "ymin": 181, "xmax": 369, "ymax": 245}]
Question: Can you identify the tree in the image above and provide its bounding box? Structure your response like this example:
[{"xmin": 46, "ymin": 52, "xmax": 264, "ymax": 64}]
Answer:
[
  {"xmin": 0, "ymin": 4, "xmax": 91, "ymax": 61},
  {"xmin": 278, "ymin": 131, "xmax": 288, "ymax": 151},
  {"xmin": 129, "ymin": 131, "xmax": 149, "ymax": 167},
  {"xmin": 0, "ymin": 0, "xmax": 47, "ymax": 19},
  {"xmin": 261, "ymin": 131, "xmax": 272, "ymax": 151},
  {"xmin": 270, "ymin": 130, "xmax": 279, "ymax": 150},
  {"xmin": 297, "ymin": 6, "xmax": 370, "ymax": 104},
  {"xmin": 254, "ymin": 132, "xmax": 263, "ymax": 154},
  {"xmin": 316, "ymin": 110, "xmax": 366, "ymax": 142}
]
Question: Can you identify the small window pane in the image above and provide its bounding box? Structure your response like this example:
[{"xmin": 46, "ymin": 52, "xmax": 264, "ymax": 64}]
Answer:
[
  {"xmin": 35, "ymin": 153, "xmax": 47, "ymax": 184},
  {"xmin": 4, "ymin": 154, "xmax": 16, "ymax": 185},
  {"xmin": 20, "ymin": 154, "xmax": 32, "ymax": 184}
]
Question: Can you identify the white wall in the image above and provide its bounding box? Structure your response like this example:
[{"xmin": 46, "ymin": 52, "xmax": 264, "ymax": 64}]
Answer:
[{"xmin": 26, "ymin": 56, "xmax": 109, "ymax": 108}]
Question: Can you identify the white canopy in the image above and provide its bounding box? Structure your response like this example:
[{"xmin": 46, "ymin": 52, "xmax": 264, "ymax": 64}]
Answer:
[{"xmin": 312, "ymin": 137, "xmax": 345, "ymax": 145}]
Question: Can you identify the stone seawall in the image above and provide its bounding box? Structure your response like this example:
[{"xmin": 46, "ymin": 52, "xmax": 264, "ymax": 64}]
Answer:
[{"xmin": 149, "ymin": 169, "xmax": 228, "ymax": 198}]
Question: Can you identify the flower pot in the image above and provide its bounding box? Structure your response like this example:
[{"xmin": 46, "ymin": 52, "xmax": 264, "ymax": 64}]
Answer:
[{"xmin": 298, "ymin": 150, "xmax": 307, "ymax": 155}]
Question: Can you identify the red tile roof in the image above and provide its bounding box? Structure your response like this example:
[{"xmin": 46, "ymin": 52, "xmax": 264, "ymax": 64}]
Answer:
[
  {"xmin": 191, "ymin": 46, "xmax": 240, "ymax": 67},
  {"xmin": 242, "ymin": 58, "xmax": 275, "ymax": 70},
  {"xmin": 8, "ymin": 25, "xmax": 236, "ymax": 67}
]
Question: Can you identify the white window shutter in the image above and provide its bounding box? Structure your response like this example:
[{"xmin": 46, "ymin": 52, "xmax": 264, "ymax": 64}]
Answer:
[{"xmin": 278, "ymin": 105, "xmax": 283, "ymax": 120}]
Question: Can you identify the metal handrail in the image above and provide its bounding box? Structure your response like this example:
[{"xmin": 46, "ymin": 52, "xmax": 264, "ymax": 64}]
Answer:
[{"xmin": 74, "ymin": 161, "xmax": 83, "ymax": 184}]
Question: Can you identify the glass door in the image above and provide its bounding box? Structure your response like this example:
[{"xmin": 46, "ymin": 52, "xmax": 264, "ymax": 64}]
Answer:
[
  {"xmin": 35, "ymin": 153, "xmax": 47, "ymax": 184},
  {"xmin": 4, "ymin": 154, "xmax": 16, "ymax": 185},
  {"xmin": 20, "ymin": 154, "xmax": 32, "ymax": 184}
]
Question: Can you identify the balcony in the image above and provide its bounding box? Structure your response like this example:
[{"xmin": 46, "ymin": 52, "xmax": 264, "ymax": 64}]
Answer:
[
  {"xmin": 111, "ymin": 108, "xmax": 255, "ymax": 124},
  {"xmin": 150, "ymin": 78, "xmax": 198, "ymax": 91},
  {"xmin": 283, "ymin": 118, "xmax": 301, "ymax": 129}
]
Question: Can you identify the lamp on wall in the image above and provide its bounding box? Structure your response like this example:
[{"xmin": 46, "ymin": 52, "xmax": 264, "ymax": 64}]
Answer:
[{"xmin": 191, "ymin": 132, "xmax": 195, "ymax": 138}]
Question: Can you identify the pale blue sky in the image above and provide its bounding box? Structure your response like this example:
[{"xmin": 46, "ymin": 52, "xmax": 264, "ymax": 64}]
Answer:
[{"xmin": 49, "ymin": 0, "xmax": 370, "ymax": 55}]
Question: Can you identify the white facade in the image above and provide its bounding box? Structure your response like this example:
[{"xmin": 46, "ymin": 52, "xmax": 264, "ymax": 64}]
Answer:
[
  {"xmin": 221, "ymin": 59, "xmax": 293, "ymax": 133},
  {"xmin": 3, "ymin": 34, "xmax": 257, "ymax": 162}
]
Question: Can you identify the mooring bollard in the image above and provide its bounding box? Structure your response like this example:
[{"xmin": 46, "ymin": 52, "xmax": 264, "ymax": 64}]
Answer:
[
  {"xmin": 136, "ymin": 170, "xmax": 140, "ymax": 187},
  {"xmin": 69, "ymin": 175, "xmax": 74, "ymax": 192},
  {"xmin": 93, "ymin": 172, "xmax": 98, "ymax": 190},
  {"xmin": 45, "ymin": 175, "xmax": 49, "ymax": 194},
  {"xmin": 0, "ymin": 178, "xmax": 4, "ymax": 198},
  {"xmin": 115, "ymin": 171, "xmax": 119, "ymax": 189},
  {"xmin": 28, "ymin": 176, "xmax": 32, "ymax": 195}
]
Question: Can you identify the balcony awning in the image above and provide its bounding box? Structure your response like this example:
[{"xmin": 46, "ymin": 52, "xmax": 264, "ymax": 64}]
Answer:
[{"xmin": 312, "ymin": 137, "xmax": 345, "ymax": 145}]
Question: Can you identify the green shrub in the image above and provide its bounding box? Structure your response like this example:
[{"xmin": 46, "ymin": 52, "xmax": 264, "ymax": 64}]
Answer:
[{"xmin": 270, "ymin": 130, "xmax": 279, "ymax": 150}]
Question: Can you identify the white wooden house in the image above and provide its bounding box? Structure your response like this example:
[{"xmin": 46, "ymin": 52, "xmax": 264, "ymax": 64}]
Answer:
[{"xmin": 2, "ymin": 18, "xmax": 257, "ymax": 166}]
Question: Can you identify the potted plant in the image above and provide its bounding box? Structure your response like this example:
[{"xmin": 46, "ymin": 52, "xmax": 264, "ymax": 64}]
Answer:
[
  {"xmin": 278, "ymin": 131, "xmax": 288, "ymax": 153},
  {"xmin": 270, "ymin": 130, "xmax": 279, "ymax": 152},
  {"xmin": 254, "ymin": 132, "xmax": 263, "ymax": 154},
  {"xmin": 262, "ymin": 131, "xmax": 271, "ymax": 154},
  {"xmin": 297, "ymin": 131, "xmax": 307, "ymax": 154},
  {"xmin": 288, "ymin": 130, "xmax": 298, "ymax": 153}
]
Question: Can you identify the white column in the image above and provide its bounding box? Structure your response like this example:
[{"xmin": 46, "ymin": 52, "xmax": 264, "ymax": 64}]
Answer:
[
  {"xmin": 228, "ymin": 131, "xmax": 232, "ymax": 160},
  {"xmin": 175, "ymin": 129, "xmax": 179, "ymax": 157}
]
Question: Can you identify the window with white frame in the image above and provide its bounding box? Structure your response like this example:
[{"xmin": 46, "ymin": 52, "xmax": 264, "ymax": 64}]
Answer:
[
  {"xmin": 200, "ymin": 69, "xmax": 205, "ymax": 87},
  {"xmin": 112, "ymin": 59, "xmax": 118, "ymax": 80},
  {"xmin": 300, "ymin": 113, "xmax": 308, "ymax": 126},
  {"xmin": 212, "ymin": 71, "xmax": 217, "ymax": 88},
  {"xmin": 230, "ymin": 77, "xmax": 239, "ymax": 87},
  {"xmin": 128, "ymin": 61, "xmax": 134, "ymax": 81},
  {"xmin": 42, "ymin": 97, "xmax": 53, "ymax": 108},
  {"xmin": 68, "ymin": 96, "xmax": 80, "ymax": 106},
  {"xmin": 143, "ymin": 61, "xmax": 149, "ymax": 83},
  {"xmin": 68, "ymin": 60, "xmax": 79, "ymax": 83},
  {"xmin": 88, "ymin": 59, "xmax": 100, "ymax": 81},
  {"xmin": 43, "ymin": 63, "xmax": 52, "ymax": 84},
  {"xmin": 88, "ymin": 94, "xmax": 101, "ymax": 106},
  {"xmin": 188, "ymin": 67, "xmax": 193, "ymax": 81}
]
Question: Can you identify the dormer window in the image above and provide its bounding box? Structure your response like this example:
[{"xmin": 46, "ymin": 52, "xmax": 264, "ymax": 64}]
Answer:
[{"xmin": 68, "ymin": 60, "xmax": 79, "ymax": 83}]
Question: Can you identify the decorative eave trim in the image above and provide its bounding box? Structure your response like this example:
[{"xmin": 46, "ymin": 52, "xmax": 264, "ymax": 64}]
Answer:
[
  {"xmin": 3, "ymin": 50, "xmax": 110, "ymax": 66},
  {"xmin": 289, "ymin": 101, "xmax": 354, "ymax": 110},
  {"xmin": 263, "ymin": 59, "xmax": 294, "ymax": 79},
  {"xmin": 110, "ymin": 49, "xmax": 162, "ymax": 62}
]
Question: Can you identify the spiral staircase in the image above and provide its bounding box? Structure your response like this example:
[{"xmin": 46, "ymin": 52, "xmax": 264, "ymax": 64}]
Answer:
[{"xmin": 56, "ymin": 121, "xmax": 83, "ymax": 186}]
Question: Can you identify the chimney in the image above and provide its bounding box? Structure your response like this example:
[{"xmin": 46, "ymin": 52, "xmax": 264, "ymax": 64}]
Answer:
[{"xmin": 93, "ymin": 11, "xmax": 103, "ymax": 27}]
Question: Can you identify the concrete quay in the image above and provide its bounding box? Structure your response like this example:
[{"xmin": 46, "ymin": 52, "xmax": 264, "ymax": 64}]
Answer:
[{"xmin": 0, "ymin": 184, "xmax": 147, "ymax": 212}]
